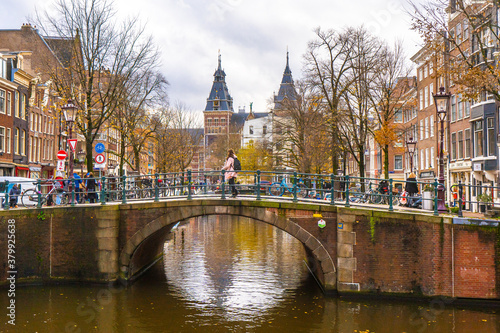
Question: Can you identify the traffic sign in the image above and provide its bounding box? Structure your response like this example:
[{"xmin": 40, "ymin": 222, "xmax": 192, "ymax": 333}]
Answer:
[
  {"xmin": 95, "ymin": 154, "xmax": 105, "ymax": 164},
  {"xmin": 56, "ymin": 160, "xmax": 65, "ymax": 171},
  {"xmin": 95, "ymin": 143, "xmax": 105, "ymax": 154},
  {"xmin": 68, "ymin": 139, "xmax": 77, "ymax": 152},
  {"xmin": 57, "ymin": 150, "xmax": 67, "ymax": 160}
]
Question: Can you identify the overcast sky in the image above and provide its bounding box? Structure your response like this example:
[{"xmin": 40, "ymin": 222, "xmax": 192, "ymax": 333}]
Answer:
[{"xmin": 2, "ymin": 0, "xmax": 424, "ymax": 119}]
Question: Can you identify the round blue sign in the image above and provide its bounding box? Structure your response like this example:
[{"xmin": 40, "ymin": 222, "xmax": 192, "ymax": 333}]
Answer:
[{"xmin": 95, "ymin": 143, "xmax": 105, "ymax": 154}]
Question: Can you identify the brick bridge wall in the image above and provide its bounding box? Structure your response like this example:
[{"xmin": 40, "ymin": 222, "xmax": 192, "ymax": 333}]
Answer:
[{"xmin": 0, "ymin": 200, "xmax": 498, "ymax": 299}]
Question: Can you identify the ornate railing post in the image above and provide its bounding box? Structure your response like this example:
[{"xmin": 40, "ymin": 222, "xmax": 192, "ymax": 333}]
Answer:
[
  {"xmin": 100, "ymin": 176, "xmax": 106, "ymax": 205},
  {"xmin": 458, "ymin": 180, "xmax": 463, "ymax": 218},
  {"xmin": 345, "ymin": 175, "xmax": 350, "ymax": 207},
  {"xmin": 388, "ymin": 178, "xmax": 394, "ymax": 211},
  {"xmin": 256, "ymin": 170, "xmax": 261, "ymax": 201},
  {"xmin": 121, "ymin": 175, "xmax": 127, "ymax": 204},
  {"xmin": 4, "ymin": 180, "xmax": 9, "ymax": 210},
  {"xmin": 433, "ymin": 178, "xmax": 439, "ymax": 216},
  {"xmin": 71, "ymin": 178, "xmax": 76, "ymax": 207},
  {"xmin": 37, "ymin": 179, "xmax": 42, "ymax": 209},
  {"xmin": 221, "ymin": 170, "xmax": 226, "ymax": 199},
  {"xmin": 293, "ymin": 171, "xmax": 298, "ymax": 203},
  {"xmin": 154, "ymin": 173, "xmax": 159, "ymax": 202},
  {"xmin": 330, "ymin": 173, "xmax": 335, "ymax": 206},
  {"xmin": 187, "ymin": 170, "xmax": 192, "ymax": 200}
]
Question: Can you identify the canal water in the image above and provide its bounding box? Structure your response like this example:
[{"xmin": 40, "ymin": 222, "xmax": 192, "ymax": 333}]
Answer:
[{"xmin": 2, "ymin": 216, "xmax": 499, "ymax": 332}]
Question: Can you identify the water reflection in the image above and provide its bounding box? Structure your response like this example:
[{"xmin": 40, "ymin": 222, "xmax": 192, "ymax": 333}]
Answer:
[
  {"xmin": 2, "ymin": 215, "xmax": 499, "ymax": 333},
  {"xmin": 162, "ymin": 215, "xmax": 310, "ymax": 326}
]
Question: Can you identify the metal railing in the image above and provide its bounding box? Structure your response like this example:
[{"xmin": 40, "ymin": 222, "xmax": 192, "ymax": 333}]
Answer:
[{"xmin": 1, "ymin": 171, "xmax": 450, "ymax": 215}]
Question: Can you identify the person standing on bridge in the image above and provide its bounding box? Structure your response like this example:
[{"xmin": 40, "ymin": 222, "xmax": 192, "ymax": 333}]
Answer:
[
  {"xmin": 222, "ymin": 149, "xmax": 238, "ymax": 198},
  {"xmin": 405, "ymin": 172, "xmax": 419, "ymax": 207}
]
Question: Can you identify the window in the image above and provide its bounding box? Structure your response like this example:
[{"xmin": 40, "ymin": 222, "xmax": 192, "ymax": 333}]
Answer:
[
  {"xmin": 429, "ymin": 83, "xmax": 434, "ymax": 104},
  {"xmin": 464, "ymin": 100, "xmax": 470, "ymax": 117},
  {"xmin": 424, "ymin": 65, "xmax": 428, "ymax": 78},
  {"xmin": 20, "ymin": 93, "xmax": 25, "ymax": 119},
  {"xmin": 424, "ymin": 88, "xmax": 429, "ymax": 108},
  {"xmin": 0, "ymin": 90, "xmax": 5, "ymax": 114},
  {"xmin": 430, "ymin": 115, "xmax": 434, "ymax": 137},
  {"xmin": 425, "ymin": 117, "xmax": 429, "ymax": 139},
  {"xmin": 474, "ymin": 121, "xmax": 483, "ymax": 157},
  {"xmin": 456, "ymin": 22, "xmax": 462, "ymax": 44},
  {"xmin": 463, "ymin": 20, "xmax": 469, "ymax": 40},
  {"xmin": 465, "ymin": 129, "xmax": 471, "ymax": 158},
  {"xmin": 263, "ymin": 125, "xmax": 267, "ymax": 135},
  {"xmin": 430, "ymin": 147, "xmax": 434, "ymax": 168},
  {"xmin": 451, "ymin": 132, "xmax": 457, "ymax": 160},
  {"xmin": 457, "ymin": 94, "xmax": 463, "ymax": 120},
  {"xmin": 425, "ymin": 148, "xmax": 429, "ymax": 169},
  {"xmin": 458, "ymin": 131, "xmax": 464, "ymax": 159},
  {"xmin": 418, "ymin": 68, "xmax": 422, "ymax": 81},
  {"xmin": 487, "ymin": 117, "xmax": 495, "ymax": 156},
  {"xmin": 429, "ymin": 63, "xmax": 434, "ymax": 75},
  {"xmin": 249, "ymin": 125, "xmax": 254, "ymax": 135},
  {"xmin": 214, "ymin": 118, "xmax": 219, "ymax": 126},
  {"xmin": 14, "ymin": 128, "xmax": 18, "ymax": 154},
  {"xmin": 420, "ymin": 149, "xmax": 424, "ymax": 170},
  {"xmin": 420, "ymin": 120, "xmax": 424, "ymax": 140},
  {"xmin": 220, "ymin": 118, "xmax": 226, "ymax": 126},
  {"xmin": 0, "ymin": 127, "xmax": 4, "ymax": 152},
  {"xmin": 6, "ymin": 92, "xmax": 11, "ymax": 116},
  {"xmin": 20, "ymin": 130, "xmax": 25, "ymax": 155},
  {"xmin": 451, "ymin": 95, "xmax": 456, "ymax": 122},
  {"xmin": 419, "ymin": 90, "xmax": 423, "ymax": 110},
  {"xmin": 394, "ymin": 155, "xmax": 403, "ymax": 170},
  {"xmin": 207, "ymin": 118, "xmax": 212, "ymax": 127},
  {"xmin": 394, "ymin": 109, "xmax": 403, "ymax": 123},
  {"xmin": 14, "ymin": 92, "xmax": 18, "ymax": 118},
  {"xmin": 6, "ymin": 128, "xmax": 10, "ymax": 154}
]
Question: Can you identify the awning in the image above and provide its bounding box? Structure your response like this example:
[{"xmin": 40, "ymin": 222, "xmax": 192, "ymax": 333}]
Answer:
[
  {"xmin": 29, "ymin": 167, "xmax": 42, "ymax": 172},
  {"xmin": 15, "ymin": 166, "xmax": 30, "ymax": 171}
]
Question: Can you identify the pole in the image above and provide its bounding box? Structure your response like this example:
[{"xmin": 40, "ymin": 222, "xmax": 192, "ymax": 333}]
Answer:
[{"xmin": 438, "ymin": 117, "xmax": 446, "ymax": 212}]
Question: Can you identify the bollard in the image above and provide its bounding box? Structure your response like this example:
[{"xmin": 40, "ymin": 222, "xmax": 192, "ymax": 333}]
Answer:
[{"xmin": 388, "ymin": 178, "xmax": 394, "ymax": 211}]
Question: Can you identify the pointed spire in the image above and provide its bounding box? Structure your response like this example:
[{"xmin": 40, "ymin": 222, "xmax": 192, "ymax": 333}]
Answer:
[
  {"xmin": 274, "ymin": 49, "xmax": 297, "ymax": 109},
  {"xmin": 205, "ymin": 52, "xmax": 233, "ymax": 112},
  {"xmin": 218, "ymin": 49, "xmax": 221, "ymax": 70}
]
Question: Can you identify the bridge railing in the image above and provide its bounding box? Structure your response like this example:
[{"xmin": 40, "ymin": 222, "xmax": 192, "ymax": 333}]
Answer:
[{"xmin": 2, "ymin": 171, "xmax": 451, "ymax": 215}]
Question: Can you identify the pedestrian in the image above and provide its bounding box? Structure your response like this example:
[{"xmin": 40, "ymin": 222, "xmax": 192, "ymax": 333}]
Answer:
[
  {"xmin": 86, "ymin": 172, "xmax": 97, "ymax": 203},
  {"xmin": 222, "ymin": 149, "xmax": 238, "ymax": 198},
  {"xmin": 73, "ymin": 172, "xmax": 83, "ymax": 203},
  {"xmin": 9, "ymin": 184, "xmax": 21, "ymax": 208},
  {"xmin": 405, "ymin": 172, "xmax": 419, "ymax": 207}
]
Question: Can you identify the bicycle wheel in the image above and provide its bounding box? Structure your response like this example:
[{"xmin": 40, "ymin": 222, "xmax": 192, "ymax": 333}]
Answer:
[
  {"xmin": 370, "ymin": 192, "xmax": 383, "ymax": 204},
  {"xmin": 391, "ymin": 194, "xmax": 399, "ymax": 206},
  {"xmin": 297, "ymin": 183, "xmax": 308, "ymax": 198},
  {"xmin": 21, "ymin": 189, "xmax": 40, "ymax": 208},
  {"xmin": 269, "ymin": 183, "xmax": 284, "ymax": 196}
]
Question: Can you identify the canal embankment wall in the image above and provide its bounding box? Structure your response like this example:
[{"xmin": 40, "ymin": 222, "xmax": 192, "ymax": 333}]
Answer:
[{"xmin": 0, "ymin": 200, "xmax": 498, "ymax": 301}]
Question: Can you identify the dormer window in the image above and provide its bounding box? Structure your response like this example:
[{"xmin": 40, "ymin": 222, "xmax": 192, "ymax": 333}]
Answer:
[{"xmin": 249, "ymin": 126, "xmax": 254, "ymax": 135}]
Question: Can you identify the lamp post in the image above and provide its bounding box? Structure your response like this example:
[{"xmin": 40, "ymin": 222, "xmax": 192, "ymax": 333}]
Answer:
[
  {"xmin": 433, "ymin": 87, "xmax": 451, "ymax": 212},
  {"xmin": 406, "ymin": 137, "xmax": 417, "ymax": 173},
  {"xmin": 77, "ymin": 150, "xmax": 86, "ymax": 176},
  {"xmin": 62, "ymin": 101, "xmax": 78, "ymax": 179}
]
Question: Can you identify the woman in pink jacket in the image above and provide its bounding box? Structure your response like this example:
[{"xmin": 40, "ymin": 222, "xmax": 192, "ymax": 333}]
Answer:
[{"xmin": 222, "ymin": 149, "xmax": 238, "ymax": 197}]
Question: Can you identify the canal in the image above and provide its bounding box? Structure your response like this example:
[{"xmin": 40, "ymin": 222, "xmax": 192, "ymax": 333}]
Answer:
[{"xmin": 2, "ymin": 216, "xmax": 499, "ymax": 332}]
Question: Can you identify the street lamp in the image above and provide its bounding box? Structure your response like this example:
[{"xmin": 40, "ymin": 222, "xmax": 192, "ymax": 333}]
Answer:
[
  {"xmin": 62, "ymin": 100, "xmax": 78, "ymax": 180},
  {"xmin": 433, "ymin": 87, "xmax": 451, "ymax": 212},
  {"xmin": 77, "ymin": 150, "xmax": 86, "ymax": 176},
  {"xmin": 406, "ymin": 137, "xmax": 417, "ymax": 173}
]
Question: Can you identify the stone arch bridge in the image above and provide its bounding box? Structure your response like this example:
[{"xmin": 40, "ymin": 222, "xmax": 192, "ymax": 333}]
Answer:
[{"xmin": 1, "ymin": 199, "xmax": 498, "ymax": 299}]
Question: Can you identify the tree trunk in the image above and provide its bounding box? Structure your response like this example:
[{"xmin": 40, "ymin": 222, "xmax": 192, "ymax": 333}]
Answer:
[{"xmin": 119, "ymin": 138, "xmax": 126, "ymax": 177}]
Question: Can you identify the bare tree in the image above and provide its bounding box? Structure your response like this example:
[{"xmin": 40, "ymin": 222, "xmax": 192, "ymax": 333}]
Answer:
[
  {"xmin": 33, "ymin": 0, "xmax": 162, "ymax": 172},
  {"xmin": 369, "ymin": 41, "xmax": 414, "ymax": 179},
  {"xmin": 304, "ymin": 27, "xmax": 355, "ymax": 172}
]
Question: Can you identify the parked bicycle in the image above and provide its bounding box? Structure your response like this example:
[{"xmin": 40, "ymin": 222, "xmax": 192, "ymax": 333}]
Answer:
[
  {"xmin": 269, "ymin": 178, "xmax": 308, "ymax": 198},
  {"xmin": 21, "ymin": 183, "xmax": 70, "ymax": 208}
]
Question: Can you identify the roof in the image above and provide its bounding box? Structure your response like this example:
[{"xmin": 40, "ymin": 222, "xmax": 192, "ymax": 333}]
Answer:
[
  {"xmin": 44, "ymin": 37, "xmax": 76, "ymax": 68},
  {"xmin": 204, "ymin": 54, "xmax": 234, "ymax": 112},
  {"xmin": 231, "ymin": 112, "xmax": 268, "ymax": 128}
]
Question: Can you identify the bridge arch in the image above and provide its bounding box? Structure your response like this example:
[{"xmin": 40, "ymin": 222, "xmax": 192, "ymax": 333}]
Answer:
[{"xmin": 119, "ymin": 204, "xmax": 337, "ymax": 292}]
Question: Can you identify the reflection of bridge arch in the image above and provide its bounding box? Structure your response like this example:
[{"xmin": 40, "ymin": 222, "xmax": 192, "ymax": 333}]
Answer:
[{"xmin": 119, "ymin": 204, "xmax": 336, "ymax": 293}]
